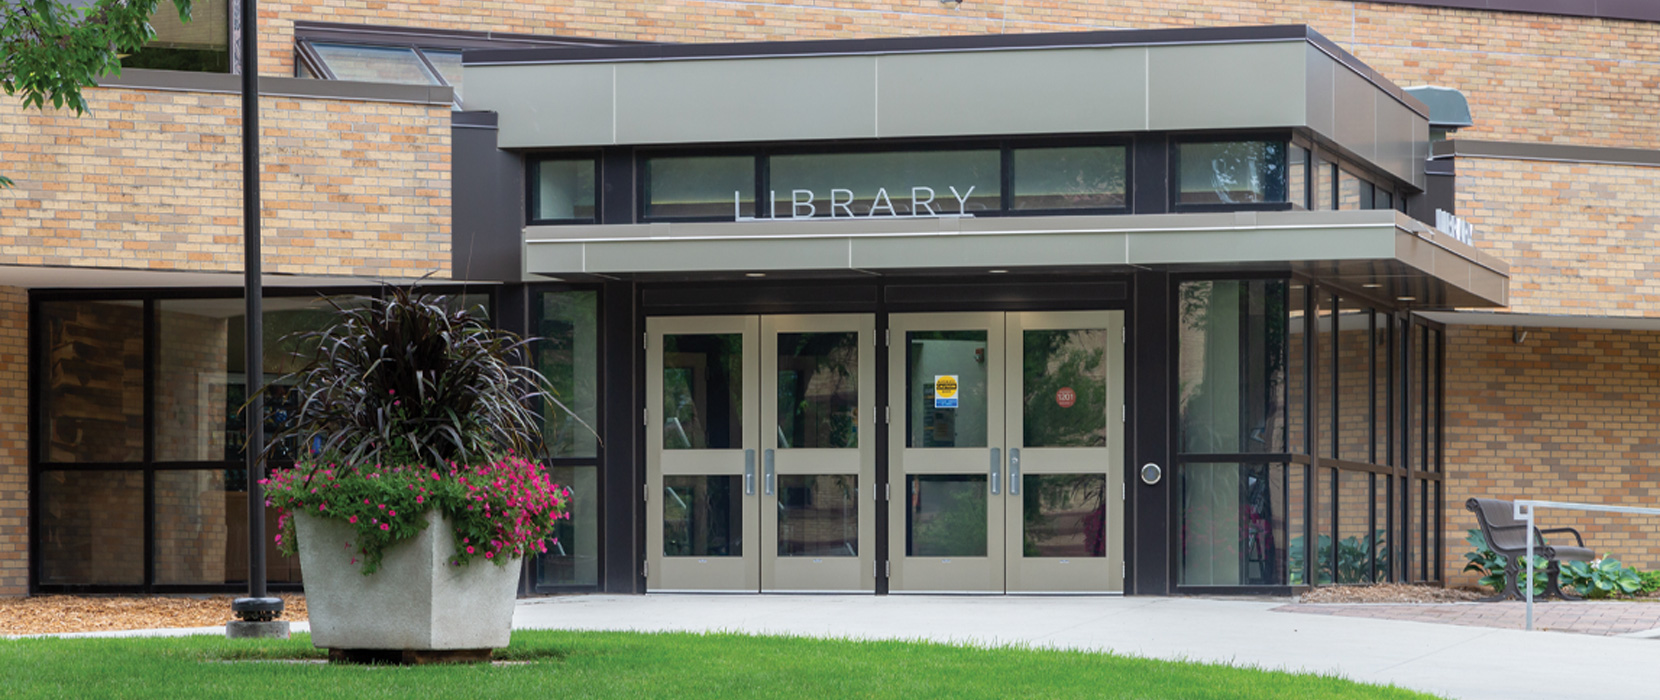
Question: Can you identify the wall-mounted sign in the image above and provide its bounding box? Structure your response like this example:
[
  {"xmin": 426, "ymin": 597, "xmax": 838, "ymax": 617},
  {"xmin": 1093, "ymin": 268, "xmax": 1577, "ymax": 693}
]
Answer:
[
  {"xmin": 934, "ymin": 375, "xmax": 959, "ymax": 409},
  {"xmin": 1055, "ymin": 387, "xmax": 1076, "ymax": 408},
  {"xmin": 737, "ymin": 186, "xmax": 978, "ymax": 221},
  {"xmin": 1434, "ymin": 209, "xmax": 1476, "ymax": 246}
]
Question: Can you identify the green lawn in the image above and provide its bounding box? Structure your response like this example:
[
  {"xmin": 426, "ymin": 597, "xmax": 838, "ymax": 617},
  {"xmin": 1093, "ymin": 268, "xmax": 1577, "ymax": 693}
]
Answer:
[{"xmin": 0, "ymin": 630, "xmax": 1440, "ymax": 699}]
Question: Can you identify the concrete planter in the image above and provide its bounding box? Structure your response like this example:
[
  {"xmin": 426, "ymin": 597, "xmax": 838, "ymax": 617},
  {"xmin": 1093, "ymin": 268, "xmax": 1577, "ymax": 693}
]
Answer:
[{"xmin": 295, "ymin": 510, "xmax": 521, "ymax": 652}]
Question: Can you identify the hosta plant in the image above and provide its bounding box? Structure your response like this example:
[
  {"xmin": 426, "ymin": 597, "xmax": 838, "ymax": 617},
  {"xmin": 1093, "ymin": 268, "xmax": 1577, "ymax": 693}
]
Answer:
[
  {"xmin": 1560, "ymin": 556, "xmax": 1643, "ymax": 600},
  {"xmin": 1462, "ymin": 528, "xmax": 1546, "ymax": 596},
  {"xmin": 258, "ymin": 285, "xmax": 588, "ymax": 573}
]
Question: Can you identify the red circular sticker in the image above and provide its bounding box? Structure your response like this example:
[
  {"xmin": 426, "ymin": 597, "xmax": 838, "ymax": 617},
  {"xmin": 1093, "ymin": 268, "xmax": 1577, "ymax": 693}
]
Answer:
[{"xmin": 1055, "ymin": 387, "xmax": 1076, "ymax": 408}]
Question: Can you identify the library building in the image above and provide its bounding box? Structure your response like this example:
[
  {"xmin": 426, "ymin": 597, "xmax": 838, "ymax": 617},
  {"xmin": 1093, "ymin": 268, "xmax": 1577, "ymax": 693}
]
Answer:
[{"xmin": 2, "ymin": 0, "xmax": 1657, "ymax": 598}]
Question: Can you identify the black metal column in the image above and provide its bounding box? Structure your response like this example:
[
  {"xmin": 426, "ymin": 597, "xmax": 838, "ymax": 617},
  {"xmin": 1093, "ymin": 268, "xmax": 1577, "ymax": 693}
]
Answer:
[{"xmin": 1129, "ymin": 271, "xmax": 1172, "ymax": 594}]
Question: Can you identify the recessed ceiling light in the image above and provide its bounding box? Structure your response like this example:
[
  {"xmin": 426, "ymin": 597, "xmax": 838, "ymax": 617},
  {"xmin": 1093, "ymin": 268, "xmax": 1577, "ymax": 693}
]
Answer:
[
  {"xmin": 1362, "ymin": 283, "xmax": 1383, "ymax": 289},
  {"xmin": 1396, "ymin": 296, "xmax": 1416, "ymax": 302},
  {"xmin": 745, "ymin": 272, "xmax": 766, "ymax": 278},
  {"xmin": 989, "ymin": 269, "xmax": 1009, "ymax": 274}
]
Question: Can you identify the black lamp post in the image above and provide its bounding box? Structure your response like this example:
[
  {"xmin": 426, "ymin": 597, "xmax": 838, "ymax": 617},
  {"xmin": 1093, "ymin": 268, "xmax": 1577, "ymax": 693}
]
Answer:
[{"xmin": 229, "ymin": 0, "xmax": 285, "ymax": 634}]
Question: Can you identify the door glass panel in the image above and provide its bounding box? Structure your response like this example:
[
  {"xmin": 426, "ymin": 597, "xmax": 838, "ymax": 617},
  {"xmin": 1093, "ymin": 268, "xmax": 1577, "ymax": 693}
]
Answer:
[
  {"xmin": 663, "ymin": 476, "xmax": 743, "ymax": 557},
  {"xmin": 776, "ymin": 475, "xmax": 858, "ymax": 557},
  {"xmin": 1023, "ymin": 329, "xmax": 1109, "ymax": 447},
  {"xmin": 905, "ymin": 475, "xmax": 988, "ymax": 557},
  {"xmin": 905, "ymin": 331, "xmax": 989, "ymax": 448},
  {"xmin": 662, "ymin": 334, "xmax": 743, "ymax": 450},
  {"xmin": 776, "ymin": 332, "xmax": 858, "ymax": 449},
  {"xmin": 1022, "ymin": 473, "xmax": 1107, "ymax": 557}
]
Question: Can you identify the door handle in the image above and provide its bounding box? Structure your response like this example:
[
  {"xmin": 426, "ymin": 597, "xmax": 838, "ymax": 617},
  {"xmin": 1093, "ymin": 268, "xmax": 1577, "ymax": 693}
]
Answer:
[
  {"xmin": 764, "ymin": 448, "xmax": 776, "ymax": 496},
  {"xmin": 990, "ymin": 447, "xmax": 1001, "ymax": 495},
  {"xmin": 744, "ymin": 449, "xmax": 756, "ymax": 496},
  {"xmin": 1009, "ymin": 448, "xmax": 1021, "ymax": 496}
]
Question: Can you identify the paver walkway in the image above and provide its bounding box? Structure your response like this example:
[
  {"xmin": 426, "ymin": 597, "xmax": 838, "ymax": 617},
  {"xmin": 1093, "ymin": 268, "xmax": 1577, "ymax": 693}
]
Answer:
[{"xmin": 1275, "ymin": 600, "xmax": 1660, "ymax": 636}]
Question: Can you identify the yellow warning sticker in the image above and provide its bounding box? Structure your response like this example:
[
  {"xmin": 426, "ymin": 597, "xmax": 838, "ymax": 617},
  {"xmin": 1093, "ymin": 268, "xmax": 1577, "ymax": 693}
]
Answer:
[{"xmin": 934, "ymin": 375, "xmax": 959, "ymax": 408}]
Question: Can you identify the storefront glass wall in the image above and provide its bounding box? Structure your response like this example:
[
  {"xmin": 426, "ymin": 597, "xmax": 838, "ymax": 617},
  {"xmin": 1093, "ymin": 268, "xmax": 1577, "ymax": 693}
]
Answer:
[
  {"xmin": 531, "ymin": 289, "xmax": 603, "ymax": 589},
  {"xmin": 1176, "ymin": 278, "xmax": 1444, "ymax": 589}
]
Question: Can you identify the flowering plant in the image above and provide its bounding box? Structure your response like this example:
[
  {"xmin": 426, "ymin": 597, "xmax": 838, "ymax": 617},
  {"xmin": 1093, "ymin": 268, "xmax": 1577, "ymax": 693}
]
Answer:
[
  {"xmin": 254, "ymin": 284, "xmax": 592, "ymax": 574},
  {"xmin": 264, "ymin": 456, "xmax": 570, "ymax": 574}
]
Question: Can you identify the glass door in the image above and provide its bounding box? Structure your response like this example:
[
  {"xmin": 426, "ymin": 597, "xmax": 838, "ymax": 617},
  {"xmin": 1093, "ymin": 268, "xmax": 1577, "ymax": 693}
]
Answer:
[
  {"xmin": 648, "ymin": 314, "xmax": 877, "ymax": 593},
  {"xmin": 888, "ymin": 313, "xmax": 1007, "ymax": 592},
  {"xmin": 888, "ymin": 311, "xmax": 1124, "ymax": 593},
  {"xmin": 760, "ymin": 315, "xmax": 876, "ymax": 591},
  {"xmin": 1004, "ymin": 311, "xmax": 1124, "ymax": 592},
  {"xmin": 647, "ymin": 316, "xmax": 759, "ymax": 592}
]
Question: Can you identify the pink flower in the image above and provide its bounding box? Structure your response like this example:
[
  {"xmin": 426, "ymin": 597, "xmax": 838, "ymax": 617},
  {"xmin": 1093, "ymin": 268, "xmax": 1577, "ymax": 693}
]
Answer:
[
  {"xmin": 318, "ymin": 503, "xmax": 327, "ymax": 511},
  {"xmin": 466, "ymin": 546, "xmax": 475, "ymax": 554},
  {"xmin": 380, "ymin": 523, "xmax": 391, "ymax": 531},
  {"xmin": 348, "ymin": 515, "xmax": 358, "ymax": 524},
  {"xmin": 485, "ymin": 552, "xmax": 494, "ymax": 559},
  {"xmin": 415, "ymin": 495, "xmax": 424, "ymax": 504},
  {"xmin": 389, "ymin": 511, "xmax": 397, "ymax": 517}
]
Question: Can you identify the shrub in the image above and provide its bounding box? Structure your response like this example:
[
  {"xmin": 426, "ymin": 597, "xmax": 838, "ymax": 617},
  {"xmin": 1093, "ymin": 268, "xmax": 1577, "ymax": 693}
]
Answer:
[{"xmin": 1560, "ymin": 556, "xmax": 1643, "ymax": 600}]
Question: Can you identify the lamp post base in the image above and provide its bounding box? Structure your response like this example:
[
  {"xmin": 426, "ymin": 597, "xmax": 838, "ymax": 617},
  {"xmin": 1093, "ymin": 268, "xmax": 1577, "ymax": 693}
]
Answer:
[{"xmin": 227, "ymin": 620, "xmax": 292, "ymax": 639}]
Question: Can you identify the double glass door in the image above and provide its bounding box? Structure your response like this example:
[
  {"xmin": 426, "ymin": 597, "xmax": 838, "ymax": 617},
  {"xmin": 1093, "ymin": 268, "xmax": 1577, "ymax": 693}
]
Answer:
[
  {"xmin": 889, "ymin": 311, "xmax": 1124, "ymax": 593},
  {"xmin": 646, "ymin": 315, "xmax": 876, "ymax": 592}
]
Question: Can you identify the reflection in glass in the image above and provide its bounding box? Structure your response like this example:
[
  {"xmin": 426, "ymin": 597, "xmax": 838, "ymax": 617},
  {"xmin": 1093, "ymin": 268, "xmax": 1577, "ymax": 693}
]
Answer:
[
  {"xmin": 771, "ymin": 150, "xmax": 1000, "ymax": 217},
  {"xmin": 41, "ymin": 301, "xmax": 144, "ymax": 463},
  {"xmin": 1177, "ymin": 280, "xmax": 1289, "ymax": 454},
  {"xmin": 906, "ymin": 475, "xmax": 987, "ymax": 557},
  {"xmin": 1177, "ymin": 141, "xmax": 1287, "ymax": 204},
  {"xmin": 663, "ymin": 334, "xmax": 743, "ymax": 450},
  {"xmin": 1022, "ymin": 473, "xmax": 1106, "ymax": 557},
  {"xmin": 776, "ymin": 332, "xmax": 858, "ymax": 449},
  {"xmin": 905, "ymin": 331, "xmax": 988, "ymax": 448},
  {"xmin": 646, "ymin": 156, "xmax": 755, "ymax": 219},
  {"xmin": 1336, "ymin": 297, "xmax": 1373, "ymax": 463},
  {"xmin": 1336, "ymin": 469, "xmax": 1375, "ymax": 584},
  {"xmin": 1288, "ymin": 283, "xmax": 1308, "ymax": 453},
  {"xmin": 1339, "ymin": 169, "xmax": 1365, "ymax": 210},
  {"xmin": 1179, "ymin": 463, "xmax": 1287, "ymax": 586},
  {"xmin": 536, "ymin": 466, "xmax": 599, "ymax": 586},
  {"xmin": 663, "ymin": 476, "xmax": 742, "ymax": 557},
  {"xmin": 1287, "ymin": 464, "xmax": 1308, "ymax": 584},
  {"xmin": 1288, "ymin": 145, "xmax": 1308, "ymax": 208},
  {"xmin": 1012, "ymin": 147, "xmax": 1126, "ymax": 210},
  {"xmin": 39, "ymin": 471, "xmax": 145, "ymax": 585},
  {"xmin": 1373, "ymin": 473, "xmax": 1391, "ymax": 581},
  {"xmin": 1023, "ymin": 329, "xmax": 1108, "ymax": 448},
  {"xmin": 539, "ymin": 291, "xmax": 599, "ymax": 458},
  {"xmin": 777, "ymin": 475, "xmax": 857, "ymax": 557},
  {"xmin": 532, "ymin": 159, "xmax": 596, "ymax": 221},
  {"xmin": 424, "ymin": 50, "xmax": 464, "ymax": 100},
  {"xmin": 154, "ymin": 470, "xmax": 232, "ymax": 585},
  {"xmin": 1375, "ymin": 312, "xmax": 1393, "ymax": 467},
  {"xmin": 1314, "ymin": 159, "xmax": 1335, "ymax": 210},
  {"xmin": 1317, "ymin": 467, "xmax": 1336, "ymax": 584},
  {"xmin": 1316, "ymin": 293, "xmax": 1336, "ymax": 458},
  {"xmin": 312, "ymin": 44, "xmax": 437, "ymax": 85}
]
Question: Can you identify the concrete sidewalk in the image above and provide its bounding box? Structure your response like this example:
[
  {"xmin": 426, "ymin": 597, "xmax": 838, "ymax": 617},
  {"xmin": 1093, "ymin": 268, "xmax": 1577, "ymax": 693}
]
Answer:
[{"xmin": 512, "ymin": 594, "xmax": 1660, "ymax": 700}]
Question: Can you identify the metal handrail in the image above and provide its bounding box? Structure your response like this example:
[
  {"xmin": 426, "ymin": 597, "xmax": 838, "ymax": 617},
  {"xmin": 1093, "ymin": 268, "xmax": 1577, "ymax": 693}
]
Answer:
[{"xmin": 1513, "ymin": 500, "xmax": 1660, "ymax": 630}]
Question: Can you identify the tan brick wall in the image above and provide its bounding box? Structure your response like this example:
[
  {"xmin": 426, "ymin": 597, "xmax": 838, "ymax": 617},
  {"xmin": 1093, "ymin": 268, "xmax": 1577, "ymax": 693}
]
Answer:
[
  {"xmin": 1456, "ymin": 157, "xmax": 1660, "ymax": 318},
  {"xmin": 0, "ymin": 287, "xmax": 26, "ymax": 596},
  {"xmin": 244, "ymin": 1, "xmax": 1660, "ymax": 150},
  {"xmin": 0, "ymin": 88, "xmax": 451, "ymax": 278},
  {"xmin": 1443, "ymin": 325, "xmax": 1660, "ymax": 586}
]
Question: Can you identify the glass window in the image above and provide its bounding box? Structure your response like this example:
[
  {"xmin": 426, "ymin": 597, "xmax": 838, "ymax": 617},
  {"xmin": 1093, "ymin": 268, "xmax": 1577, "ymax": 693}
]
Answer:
[
  {"xmin": 1287, "ymin": 145, "xmax": 1309, "ymax": 209},
  {"xmin": 1314, "ymin": 158, "xmax": 1335, "ymax": 210},
  {"xmin": 1177, "ymin": 280, "xmax": 1289, "ymax": 454},
  {"xmin": 1335, "ymin": 470, "xmax": 1373, "ymax": 583},
  {"xmin": 155, "ymin": 469, "xmax": 304, "ymax": 586},
  {"xmin": 424, "ymin": 50, "xmax": 464, "ymax": 100},
  {"xmin": 1315, "ymin": 293, "xmax": 1335, "ymax": 458},
  {"xmin": 1022, "ymin": 328, "xmax": 1109, "ymax": 448},
  {"xmin": 1374, "ymin": 312, "xmax": 1392, "ymax": 466},
  {"xmin": 770, "ymin": 150, "xmax": 999, "ymax": 218},
  {"xmin": 1287, "ymin": 283, "xmax": 1307, "ymax": 454},
  {"xmin": 40, "ymin": 301, "xmax": 145, "ymax": 463},
  {"xmin": 38, "ymin": 471, "xmax": 145, "ymax": 585},
  {"xmin": 663, "ymin": 476, "xmax": 742, "ymax": 556},
  {"xmin": 531, "ymin": 158, "xmax": 597, "ymax": 222},
  {"xmin": 535, "ymin": 465, "xmax": 599, "ymax": 586},
  {"xmin": 311, "ymin": 43, "xmax": 438, "ymax": 85},
  {"xmin": 1176, "ymin": 141, "xmax": 1288, "ymax": 205},
  {"xmin": 538, "ymin": 291, "xmax": 599, "ymax": 458},
  {"xmin": 1338, "ymin": 169, "xmax": 1365, "ymax": 210},
  {"xmin": 1022, "ymin": 473, "xmax": 1107, "ymax": 557},
  {"xmin": 1374, "ymin": 188, "xmax": 1393, "ymax": 211},
  {"xmin": 905, "ymin": 475, "xmax": 987, "ymax": 557},
  {"xmin": 776, "ymin": 332, "xmax": 858, "ymax": 449},
  {"xmin": 122, "ymin": 0, "xmax": 229, "ymax": 73},
  {"xmin": 905, "ymin": 331, "xmax": 989, "ymax": 448},
  {"xmin": 777, "ymin": 475, "xmax": 858, "ymax": 557},
  {"xmin": 662, "ymin": 334, "xmax": 744, "ymax": 450},
  {"xmin": 1335, "ymin": 297, "xmax": 1372, "ymax": 464},
  {"xmin": 1179, "ymin": 462, "xmax": 1287, "ymax": 586},
  {"xmin": 1011, "ymin": 146, "xmax": 1126, "ymax": 210},
  {"xmin": 1315, "ymin": 466, "xmax": 1336, "ymax": 584},
  {"xmin": 644, "ymin": 156, "xmax": 755, "ymax": 220},
  {"xmin": 1287, "ymin": 463, "xmax": 1308, "ymax": 584},
  {"xmin": 1372, "ymin": 473, "xmax": 1391, "ymax": 581}
]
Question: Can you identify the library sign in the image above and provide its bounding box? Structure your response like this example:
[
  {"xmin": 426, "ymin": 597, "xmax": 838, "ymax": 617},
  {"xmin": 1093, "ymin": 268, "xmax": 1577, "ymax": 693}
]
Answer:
[{"xmin": 735, "ymin": 186, "xmax": 979, "ymax": 220}]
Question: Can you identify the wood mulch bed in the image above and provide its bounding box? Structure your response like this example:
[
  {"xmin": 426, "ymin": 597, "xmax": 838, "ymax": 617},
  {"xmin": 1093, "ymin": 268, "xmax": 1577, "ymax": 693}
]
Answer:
[
  {"xmin": 0, "ymin": 594, "xmax": 308, "ymax": 636},
  {"xmin": 1298, "ymin": 583, "xmax": 1483, "ymax": 604}
]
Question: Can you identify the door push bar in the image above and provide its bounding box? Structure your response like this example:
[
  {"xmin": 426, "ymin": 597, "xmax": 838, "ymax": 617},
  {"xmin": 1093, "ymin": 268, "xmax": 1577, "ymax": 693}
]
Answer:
[
  {"xmin": 990, "ymin": 448, "xmax": 1001, "ymax": 495},
  {"xmin": 744, "ymin": 449, "xmax": 756, "ymax": 496},
  {"xmin": 1009, "ymin": 448, "xmax": 1021, "ymax": 496},
  {"xmin": 764, "ymin": 449, "xmax": 776, "ymax": 496}
]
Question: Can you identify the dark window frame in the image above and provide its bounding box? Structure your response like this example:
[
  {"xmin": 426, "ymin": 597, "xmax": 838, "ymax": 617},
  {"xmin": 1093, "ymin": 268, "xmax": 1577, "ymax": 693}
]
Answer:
[
  {"xmin": 526, "ymin": 153, "xmax": 603, "ymax": 226},
  {"xmin": 1170, "ymin": 133, "xmax": 1298, "ymax": 213}
]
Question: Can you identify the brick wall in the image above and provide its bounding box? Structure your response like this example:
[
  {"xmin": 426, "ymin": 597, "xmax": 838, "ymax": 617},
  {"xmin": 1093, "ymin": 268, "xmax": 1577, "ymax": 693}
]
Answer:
[
  {"xmin": 1456, "ymin": 157, "xmax": 1660, "ymax": 318},
  {"xmin": 1443, "ymin": 325, "xmax": 1660, "ymax": 586},
  {"xmin": 0, "ymin": 287, "xmax": 26, "ymax": 596},
  {"xmin": 0, "ymin": 89, "xmax": 451, "ymax": 279}
]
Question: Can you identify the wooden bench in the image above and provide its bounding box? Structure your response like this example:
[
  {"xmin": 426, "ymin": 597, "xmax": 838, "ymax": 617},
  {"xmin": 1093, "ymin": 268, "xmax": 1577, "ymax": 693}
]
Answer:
[{"xmin": 1465, "ymin": 497, "xmax": 1595, "ymax": 601}]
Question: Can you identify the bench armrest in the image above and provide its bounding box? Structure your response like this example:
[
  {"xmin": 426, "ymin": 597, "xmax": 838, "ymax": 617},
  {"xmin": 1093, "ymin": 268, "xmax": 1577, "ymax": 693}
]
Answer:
[{"xmin": 1538, "ymin": 527, "xmax": 1585, "ymax": 547}]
